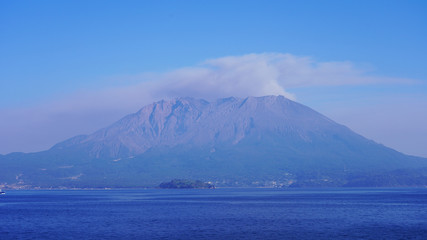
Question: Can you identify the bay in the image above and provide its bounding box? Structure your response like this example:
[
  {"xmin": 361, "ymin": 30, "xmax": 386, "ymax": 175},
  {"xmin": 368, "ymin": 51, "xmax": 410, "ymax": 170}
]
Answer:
[{"xmin": 1, "ymin": 188, "xmax": 427, "ymax": 239}]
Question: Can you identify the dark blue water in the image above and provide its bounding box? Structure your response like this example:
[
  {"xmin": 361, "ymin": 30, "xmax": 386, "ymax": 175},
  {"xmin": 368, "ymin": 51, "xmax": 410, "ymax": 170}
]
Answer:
[{"xmin": 1, "ymin": 188, "xmax": 427, "ymax": 239}]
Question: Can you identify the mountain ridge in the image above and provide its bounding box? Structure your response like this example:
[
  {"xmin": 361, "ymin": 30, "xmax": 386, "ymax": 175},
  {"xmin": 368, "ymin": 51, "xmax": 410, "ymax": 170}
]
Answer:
[
  {"xmin": 1, "ymin": 95, "xmax": 427, "ymax": 189},
  {"xmin": 52, "ymin": 95, "xmax": 347, "ymax": 158}
]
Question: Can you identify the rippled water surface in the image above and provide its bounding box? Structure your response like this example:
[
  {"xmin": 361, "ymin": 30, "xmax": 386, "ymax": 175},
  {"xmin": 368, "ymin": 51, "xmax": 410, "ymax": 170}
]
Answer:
[{"xmin": 1, "ymin": 188, "xmax": 427, "ymax": 239}]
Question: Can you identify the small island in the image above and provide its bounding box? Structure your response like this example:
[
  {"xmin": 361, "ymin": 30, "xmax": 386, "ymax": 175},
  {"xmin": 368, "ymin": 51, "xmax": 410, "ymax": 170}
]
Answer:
[{"xmin": 158, "ymin": 179, "xmax": 215, "ymax": 189}]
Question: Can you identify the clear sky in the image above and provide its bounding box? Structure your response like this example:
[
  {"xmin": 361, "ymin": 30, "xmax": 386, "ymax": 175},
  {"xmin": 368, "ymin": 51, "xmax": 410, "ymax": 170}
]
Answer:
[{"xmin": 1, "ymin": 0, "xmax": 427, "ymax": 157}]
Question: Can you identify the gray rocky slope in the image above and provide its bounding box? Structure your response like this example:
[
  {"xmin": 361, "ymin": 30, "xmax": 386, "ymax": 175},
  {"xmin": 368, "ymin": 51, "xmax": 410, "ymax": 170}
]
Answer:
[{"xmin": 1, "ymin": 96, "xmax": 427, "ymax": 188}]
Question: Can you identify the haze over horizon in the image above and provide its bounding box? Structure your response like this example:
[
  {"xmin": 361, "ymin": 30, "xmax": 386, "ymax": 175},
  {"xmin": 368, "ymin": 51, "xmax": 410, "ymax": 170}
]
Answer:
[{"xmin": 1, "ymin": 1, "xmax": 427, "ymax": 157}]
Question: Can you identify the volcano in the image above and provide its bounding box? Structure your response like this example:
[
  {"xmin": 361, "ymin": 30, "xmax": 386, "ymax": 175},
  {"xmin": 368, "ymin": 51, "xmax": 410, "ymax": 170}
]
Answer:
[{"xmin": 1, "ymin": 96, "xmax": 426, "ymax": 188}]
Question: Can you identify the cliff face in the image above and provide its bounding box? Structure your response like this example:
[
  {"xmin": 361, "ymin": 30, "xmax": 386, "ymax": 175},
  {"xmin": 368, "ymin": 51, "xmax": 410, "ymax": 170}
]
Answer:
[{"xmin": 1, "ymin": 96, "xmax": 427, "ymax": 188}]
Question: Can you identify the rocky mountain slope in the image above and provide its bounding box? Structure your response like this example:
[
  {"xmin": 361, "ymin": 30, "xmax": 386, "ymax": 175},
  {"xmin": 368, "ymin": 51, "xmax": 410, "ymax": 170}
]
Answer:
[{"xmin": 1, "ymin": 96, "xmax": 426, "ymax": 188}]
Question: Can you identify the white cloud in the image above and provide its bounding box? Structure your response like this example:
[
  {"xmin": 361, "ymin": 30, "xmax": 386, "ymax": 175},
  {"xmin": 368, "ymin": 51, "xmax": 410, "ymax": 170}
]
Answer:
[
  {"xmin": 86, "ymin": 53, "xmax": 413, "ymax": 104},
  {"xmin": 0, "ymin": 53, "xmax": 419, "ymax": 154}
]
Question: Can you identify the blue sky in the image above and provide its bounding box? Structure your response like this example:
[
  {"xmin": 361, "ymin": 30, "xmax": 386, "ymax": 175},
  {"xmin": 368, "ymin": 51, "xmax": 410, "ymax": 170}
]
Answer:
[{"xmin": 1, "ymin": 0, "xmax": 427, "ymax": 157}]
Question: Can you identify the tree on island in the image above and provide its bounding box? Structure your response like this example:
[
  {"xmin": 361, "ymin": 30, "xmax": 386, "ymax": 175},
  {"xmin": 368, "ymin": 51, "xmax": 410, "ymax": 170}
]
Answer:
[{"xmin": 158, "ymin": 179, "xmax": 215, "ymax": 189}]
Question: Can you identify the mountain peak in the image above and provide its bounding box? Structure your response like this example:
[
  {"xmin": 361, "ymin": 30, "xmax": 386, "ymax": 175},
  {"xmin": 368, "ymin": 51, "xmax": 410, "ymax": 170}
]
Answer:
[
  {"xmin": 4, "ymin": 95, "xmax": 427, "ymax": 188},
  {"xmin": 51, "ymin": 95, "xmax": 344, "ymax": 159},
  {"xmin": 51, "ymin": 95, "xmax": 310, "ymax": 155}
]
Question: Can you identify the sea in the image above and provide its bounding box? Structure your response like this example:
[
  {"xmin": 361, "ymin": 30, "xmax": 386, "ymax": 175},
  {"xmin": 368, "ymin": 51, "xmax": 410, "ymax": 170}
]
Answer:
[{"xmin": 1, "ymin": 188, "xmax": 426, "ymax": 240}]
